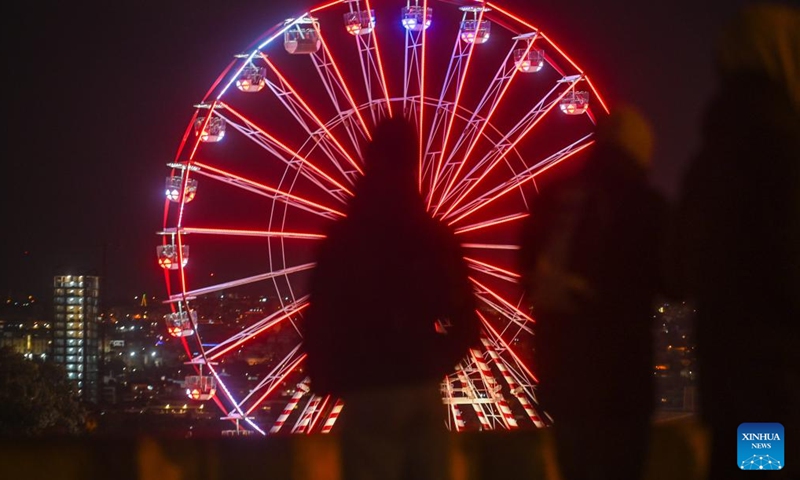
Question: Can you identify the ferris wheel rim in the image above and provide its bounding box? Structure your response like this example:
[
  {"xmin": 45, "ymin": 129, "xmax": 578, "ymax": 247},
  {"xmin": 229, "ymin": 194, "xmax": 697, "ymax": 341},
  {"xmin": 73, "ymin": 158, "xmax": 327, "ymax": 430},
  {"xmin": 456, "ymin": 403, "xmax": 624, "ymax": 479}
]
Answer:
[{"xmin": 159, "ymin": 0, "xmax": 605, "ymax": 434}]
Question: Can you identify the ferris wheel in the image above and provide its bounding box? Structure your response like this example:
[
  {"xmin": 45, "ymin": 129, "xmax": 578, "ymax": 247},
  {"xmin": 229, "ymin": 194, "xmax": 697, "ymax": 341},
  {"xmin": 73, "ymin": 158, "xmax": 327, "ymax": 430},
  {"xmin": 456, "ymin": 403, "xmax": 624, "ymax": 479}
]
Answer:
[{"xmin": 158, "ymin": 0, "xmax": 607, "ymax": 436}]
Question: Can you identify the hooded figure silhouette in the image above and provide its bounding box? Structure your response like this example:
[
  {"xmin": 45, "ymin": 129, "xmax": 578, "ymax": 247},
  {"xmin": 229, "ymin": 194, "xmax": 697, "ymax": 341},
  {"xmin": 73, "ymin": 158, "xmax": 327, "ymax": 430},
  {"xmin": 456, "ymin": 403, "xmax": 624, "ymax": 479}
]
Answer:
[
  {"xmin": 676, "ymin": 4, "xmax": 800, "ymax": 478},
  {"xmin": 519, "ymin": 104, "xmax": 666, "ymax": 480},
  {"xmin": 303, "ymin": 117, "xmax": 479, "ymax": 480}
]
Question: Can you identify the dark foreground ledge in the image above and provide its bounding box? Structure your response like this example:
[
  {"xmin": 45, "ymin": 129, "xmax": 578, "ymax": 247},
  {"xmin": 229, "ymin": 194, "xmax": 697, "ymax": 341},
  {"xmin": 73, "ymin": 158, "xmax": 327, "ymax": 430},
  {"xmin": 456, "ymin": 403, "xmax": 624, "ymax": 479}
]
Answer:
[{"xmin": 1, "ymin": 417, "xmax": 707, "ymax": 480}]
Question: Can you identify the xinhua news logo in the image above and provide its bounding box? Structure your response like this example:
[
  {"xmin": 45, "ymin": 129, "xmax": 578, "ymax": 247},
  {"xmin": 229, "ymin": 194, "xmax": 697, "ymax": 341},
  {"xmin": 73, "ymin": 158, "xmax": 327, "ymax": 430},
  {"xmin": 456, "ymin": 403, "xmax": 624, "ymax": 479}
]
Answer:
[{"xmin": 738, "ymin": 423, "xmax": 784, "ymax": 471}]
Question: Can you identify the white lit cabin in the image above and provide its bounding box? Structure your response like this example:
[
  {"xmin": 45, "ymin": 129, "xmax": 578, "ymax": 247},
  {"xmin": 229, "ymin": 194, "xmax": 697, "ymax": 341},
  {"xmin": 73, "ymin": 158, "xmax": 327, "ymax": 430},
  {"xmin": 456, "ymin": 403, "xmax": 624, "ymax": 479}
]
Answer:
[
  {"xmin": 401, "ymin": 5, "xmax": 432, "ymax": 32},
  {"xmin": 165, "ymin": 176, "xmax": 198, "ymax": 203},
  {"xmin": 194, "ymin": 116, "xmax": 226, "ymax": 142},
  {"xmin": 460, "ymin": 19, "xmax": 490, "ymax": 44},
  {"xmin": 343, "ymin": 10, "xmax": 375, "ymax": 36},
  {"xmin": 185, "ymin": 375, "xmax": 216, "ymax": 401},
  {"xmin": 514, "ymin": 48, "xmax": 544, "ymax": 73},
  {"xmin": 284, "ymin": 25, "xmax": 321, "ymax": 54},
  {"xmin": 235, "ymin": 64, "xmax": 267, "ymax": 92},
  {"xmin": 157, "ymin": 244, "xmax": 189, "ymax": 270},
  {"xmin": 165, "ymin": 310, "xmax": 197, "ymax": 338},
  {"xmin": 560, "ymin": 91, "xmax": 590, "ymax": 115}
]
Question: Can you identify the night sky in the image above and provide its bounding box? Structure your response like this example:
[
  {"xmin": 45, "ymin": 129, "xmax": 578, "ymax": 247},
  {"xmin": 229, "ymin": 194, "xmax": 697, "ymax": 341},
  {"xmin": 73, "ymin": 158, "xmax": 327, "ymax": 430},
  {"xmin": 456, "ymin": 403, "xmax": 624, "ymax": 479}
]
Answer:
[{"xmin": 3, "ymin": 0, "xmax": 749, "ymax": 304}]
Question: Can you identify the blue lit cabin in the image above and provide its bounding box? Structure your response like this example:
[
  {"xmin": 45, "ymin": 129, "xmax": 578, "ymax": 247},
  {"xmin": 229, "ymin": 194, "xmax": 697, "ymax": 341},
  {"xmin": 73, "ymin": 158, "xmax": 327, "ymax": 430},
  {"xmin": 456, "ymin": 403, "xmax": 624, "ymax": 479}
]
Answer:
[{"xmin": 401, "ymin": 5, "xmax": 432, "ymax": 32}]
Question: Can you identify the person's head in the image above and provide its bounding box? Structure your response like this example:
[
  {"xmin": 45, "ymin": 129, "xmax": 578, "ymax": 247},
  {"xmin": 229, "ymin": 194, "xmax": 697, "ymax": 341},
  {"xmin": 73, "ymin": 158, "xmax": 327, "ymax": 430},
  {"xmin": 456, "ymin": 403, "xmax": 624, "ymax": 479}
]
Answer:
[
  {"xmin": 595, "ymin": 104, "xmax": 654, "ymax": 170},
  {"xmin": 361, "ymin": 116, "xmax": 419, "ymax": 188},
  {"xmin": 715, "ymin": 3, "xmax": 800, "ymax": 110}
]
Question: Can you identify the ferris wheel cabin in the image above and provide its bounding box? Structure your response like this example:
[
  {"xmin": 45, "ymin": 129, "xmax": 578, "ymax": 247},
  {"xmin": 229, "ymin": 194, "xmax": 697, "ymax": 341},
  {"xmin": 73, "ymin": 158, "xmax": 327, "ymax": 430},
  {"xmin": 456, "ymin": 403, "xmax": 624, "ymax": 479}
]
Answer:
[
  {"xmin": 165, "ymin": 175, "xmax": 198, "ymax": 203},
  {"xmin": 560, "ymin": 90, "xmax": 590, "ymax": 115},
  {"xmin": 401, "ymin": 5, "xmax": 432, "ymax": 31},
  {"xmin": 185, "ymin": 375, "xmax": 216, "ymax": 401},
  {"xmin": 284, "ymin": 19, "xmax": 321, "ymax": 54},
  {"xmin": 514, "ymin": 47, "xmax": 545, "ymax": 73},
  {"xmin": 194, "ymin": 116, "xmax": 226, "ymax": 142},
  {"xmin": 164, "ymin": 310, "xmax": 197, "ymax": 338},
  {"xmin": 157, "ymin": 243, "xmax": 189, "ymax": 270},
  {"xmin": 235, "ymin": 64, "xmax": 267, "ymax": 92},
  {"xmin": 343, "ymin": 9, "xmax": 375, "ymax": 36}
]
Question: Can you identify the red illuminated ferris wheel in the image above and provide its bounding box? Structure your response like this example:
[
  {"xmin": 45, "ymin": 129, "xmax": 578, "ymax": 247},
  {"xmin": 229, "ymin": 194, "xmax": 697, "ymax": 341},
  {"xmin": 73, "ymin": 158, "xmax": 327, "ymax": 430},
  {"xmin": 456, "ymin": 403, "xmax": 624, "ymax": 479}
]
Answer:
[{"xmin": 159, "ymin": 0, "xmax": 607, "ymax": 435}]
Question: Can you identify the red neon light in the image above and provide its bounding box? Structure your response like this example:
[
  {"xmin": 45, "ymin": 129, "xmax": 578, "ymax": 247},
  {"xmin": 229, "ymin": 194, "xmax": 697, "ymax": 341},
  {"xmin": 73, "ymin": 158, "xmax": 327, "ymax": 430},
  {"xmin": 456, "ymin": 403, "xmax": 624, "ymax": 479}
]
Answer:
[
  {"xmin": 245, "ymin": 354, "xmax": 306, "ymax": 416},
  {"xmin": 429, "ymin": 8, "xmax": 486, "ymax": 206},
  {"xmin": 418, "ymin": 0, "xmax": 430, "ymax": 190},
  {"xmin": 461, "ymin": 243, "xmax": 520, "ymax": 250},
  {"xmin": 448, "ymin": 138, "xmax": 592, "ymax": 226},
  {"xmin": 208, "ymin": 303, "xmax": 309, "ymax": 361},
  {"xmin": 262, "ymin": 54, "xmax": 363, "ymax": 180},
  {"xmin": 464, "ymin": 257, "xmax": 521, "ymax": 279},
  {"xmin": 181, "ymin": 227, "xmax": 325, "ymax": 239},
  {"xmin": 364, "ymin": 0, "xmax": 393, "ymax": 119},
  {"xmin": 469, "ymin": 276, "xmax": 535, "ymax": 324},
  {"xmin": 454, "ymin": 212, "xmax": 529, "ymax": 235},
  {"xmin": 442, "ymin": 87, "xmax": 572, "ymax": 220},
  {"xmin": 316, "ymin": 27, "xmax": 372, "ymax": 141},
  {"xmin": 223, "ymin": 103, "xmax": 356, "ymax": 193},
  {"xmin": 530, "ymin": 140, "xmax": 595, "ymax": 179},
  {"xmin": 584, "ymin": 76, "xmax": 610, "ymax": 114},
  {"xmin": 193, "ymin": 161, "xmax": 345, "ymax": 217},
  {"xmin": 310, "ymin": 0, "xmax": 343, "ymax": 13},
  {"xmin": 434, "ymin": 40, "xmax": 534, "ymax": 215},
  {"xmin": 477, "ymin": 311, "xmax": 539, "ymax": 383}
]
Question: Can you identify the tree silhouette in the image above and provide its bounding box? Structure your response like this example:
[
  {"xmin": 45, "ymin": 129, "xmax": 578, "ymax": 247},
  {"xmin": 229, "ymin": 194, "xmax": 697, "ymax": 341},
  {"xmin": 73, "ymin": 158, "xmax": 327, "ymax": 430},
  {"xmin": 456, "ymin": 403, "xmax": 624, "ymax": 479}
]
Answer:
[{"xmin": 0, "ymin": 347, "xmax": 87, "ymax": 436}]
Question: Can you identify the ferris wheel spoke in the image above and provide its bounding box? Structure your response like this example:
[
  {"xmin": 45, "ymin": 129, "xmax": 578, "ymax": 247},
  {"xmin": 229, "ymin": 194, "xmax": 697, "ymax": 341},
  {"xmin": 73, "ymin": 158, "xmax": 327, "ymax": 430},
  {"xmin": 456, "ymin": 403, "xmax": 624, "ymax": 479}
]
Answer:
[
  {"xmin": 469, "ymin": 277, "xmax": 534, "ymax": 333},
  {"xmin": 160, "ymin": 226, "xmax": 325, "ymax": 240},
  {"xmin": 196, "ymin": 361, "xmax": 265, "ymax": 434},
  {"xmin": 217, "ymin": 105, "xmax": 354, "ymax": 199},
  {"xmin": 192, "ymin": 161, "xmax": 345, "ymax": 219},
  {"xmin": 464, "ymin": 256, "xmax": 520, "ymax": 285},
  {"xmin": 166, "ymin": 263, "xmax": 315, "ymax": 303},
  {"xmin": 240, "ymin": 347, "xmax": 307, "ymax": 417},
  {"xmin": 312, "ymin": 26, "xmax": 372, "ymax": 145},
  {"xmin": 453, "ymin": 212, "xmax": 528, "ymax": 235},
  {"xmin": 446, "ymin": 134, "xmax": 594, "ymax": 225},
  {"xmin": 439, "ymin": 79, "xmax": 576, "ymax": 219},
  {"xmin": 346, "ymin": 0, "xmax": 393, "ymax": 124},
  {"xmin": 433, "ymin": 34, "xmax": 540, "ymax": 213},
  {"xmin": 259, "ymin": 55, "xmax": 365, "ymax": 183},
  {"xmin": 460, "ymin": 242, "xmax": 519, "ymax": 251},
  {"xmin": 420, "ymin": 12, "xmax": 480, "ymax": 200},
  {"xmin": 425, "ymin": 9, "xmax": 487, "ymax": 207},
  {"xmin": 479, "ymin": 336, "xmax": 544, "ymax": 426},
  {"xmin": 479, "ymin": 311, "xmax": 539, "ymax": 385},
  {"xmin": 196, "ymin": 298, "xmax": 309, "ymax": 362},
  {"xmin": 401, "ymin": 1, "xmax": 430, "ymax": 122}
]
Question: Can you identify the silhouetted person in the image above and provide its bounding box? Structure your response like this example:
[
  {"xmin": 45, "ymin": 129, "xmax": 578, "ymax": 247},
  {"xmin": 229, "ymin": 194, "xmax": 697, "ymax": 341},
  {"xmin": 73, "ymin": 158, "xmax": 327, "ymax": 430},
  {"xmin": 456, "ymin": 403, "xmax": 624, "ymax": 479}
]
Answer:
[
  {"xmin": 303, "ymin": 117, "xmax": 480, "ymax": 480},
  {"xmin": 676, "ymin": 4, "xmax": 799, "ymax": 479},
  {"xmin": 519, "ymin": 105, "xmax": 666, "ymax": 480}
]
